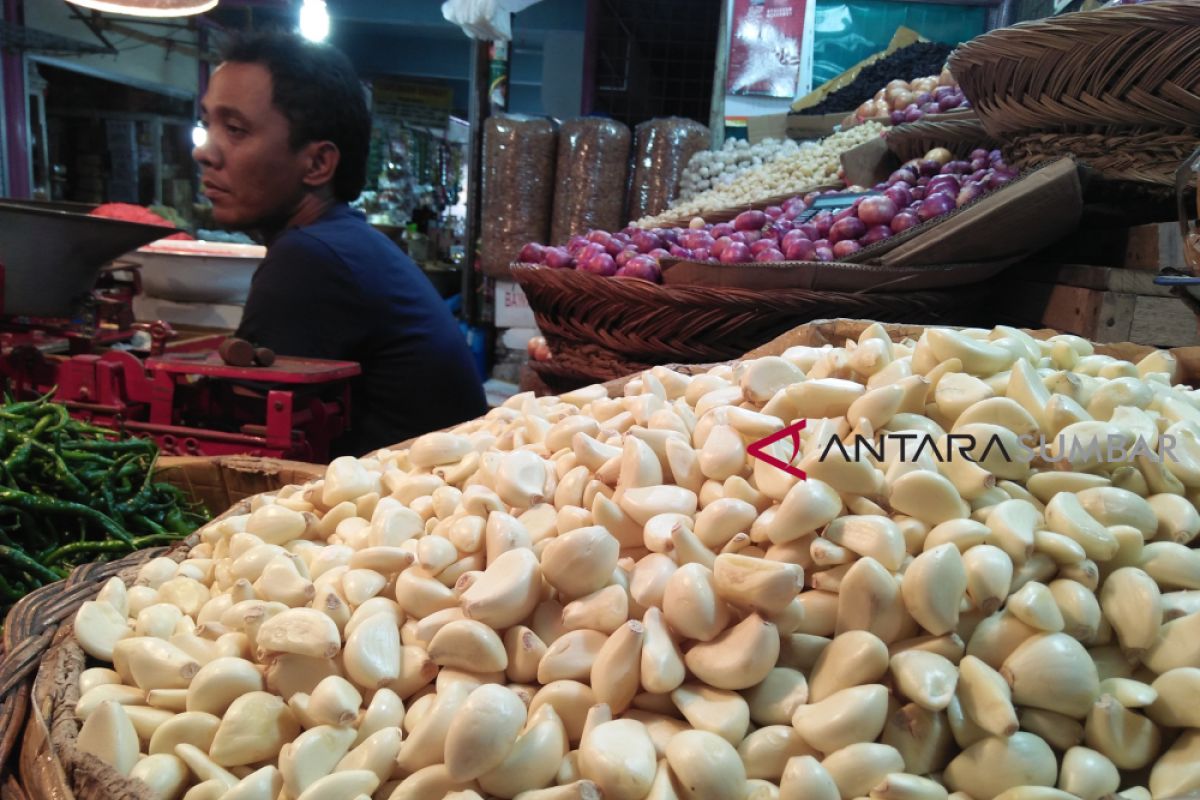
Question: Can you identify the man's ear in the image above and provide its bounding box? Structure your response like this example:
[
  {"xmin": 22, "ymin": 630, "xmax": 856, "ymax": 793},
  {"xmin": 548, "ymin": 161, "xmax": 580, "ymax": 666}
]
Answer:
[{"xmin": 302, "ymin": 140, "xmax": 341, "ymax": 189}]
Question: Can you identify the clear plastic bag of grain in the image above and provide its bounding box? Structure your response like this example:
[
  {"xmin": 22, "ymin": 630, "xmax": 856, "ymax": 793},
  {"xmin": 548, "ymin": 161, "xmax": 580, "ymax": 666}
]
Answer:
[
  {"xmin": 550, "ymin": 118, "xmax": 632, "ymax": 245},
  {"xmin": 626, "ymin": 117, "xmax": 711, "ymax": 222},
  {"xmin": 481, "ymin": 115, "xmax": 558, "ymax": 276}
]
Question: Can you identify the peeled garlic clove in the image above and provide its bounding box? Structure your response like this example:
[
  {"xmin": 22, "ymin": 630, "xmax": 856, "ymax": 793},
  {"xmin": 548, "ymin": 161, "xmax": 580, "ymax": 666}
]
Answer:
[
  {"xmin": 881, "ymin": 703, "xmax": 955, "ymax": 780},
  {"xmin": 768, "ymin": 479, "xmax": 843, "ymax": 544},
  {"xmin": 343, "ymin": 608, "xmax": 401, "ymax": 689},
  {"xmin": 186, "ymin": 656, "xmax": 264, "ymax": 716},
  {"xmin": 130, "ymin": 753, "xmax": 189, "ymax": 800},
  {"xmin": 640, "ymin": 607, "xmax": 686, "ymax": 695},
  {"xmin": 890, "ymin": 650, "xmax": 958, "ymax": 712},
  {"xmin": 1045, "ymin": 578, "xmax": 1101, "ymax": 644},
  {"xmin": 308, "ymin": 675, "xmax": 361, "ymax": 727},
  {"xmin": 963, "ymin": 545, "xmax": 1013, "ymax": 615},
  {"xmin": 246, "ymin": 503, "xmax": 308, "ymax": 545},
  {"xmin": 744, "ymin": 668, "xmax": 809, "ymax": 729},
  {"xmin": 944, "ymin": 732, "xmax": 1056, "ymax": 800},
  {"xmin": 208, "ymin": 690, "xmax": 299, "ymax": 766},
  {"xmin": 538, "ymin": 629, "xmax": 607, "ymax": 684},
  {"xmin": 792, "ymin": 683, "xmax": 888, "ymax": 753},
  {"xmin": 79, "ymin": 667, "xmax": 124, "ymax": 697},
  {"xmin": 174, "ymin": 743, "xmax": 238, "ymax": 790},
  {"xmin": 665, "ymin": 729, "xmax": 747, "ymax": 800},
  {"xmin": 670, "ymin": 683, "xmax": 749, "ymax": 746},
  {"xmin": 280, "ymin": 725, "xmax": 358, "ymax": 796},
  {"xmin": 1006, "ymin": 581, "xmax": 1065, "ymax": 633},
  {"xmin": 890, "ymin": 470, "xmax": 970, "ymax": 527},
  {"xmin": 478, "ymin": 704, "xmax": 568, "ymax": 798},
  {"xmin": 75, "ymin": 600, "xmax": 132, "ymax": 661},
  {"xmin": 1149, "ymin": 729, "xmax": 1200, "ymax": 800},
  {"xmin": 808, "ymin": 629, "xmax": 889, "ymax": 702},
  {"xmin": 1083, "ymin": 695, "xmax": 1161, "ymax": 770},
  {"xmin": 221, "ymin": 765, "xmax": 283, "ymax": 800},
  {"xmin": 461, "ymin": 547, "xmax": 543, "ymax": 630},
  {"xmin": 1099, "ymin": 566, "xmax": 1162, "ymax": 658},
  {"xmin": 1146, "ymin": 667, "xmax": 1200, "ymax": 727},
  {"xmin": 662, "ymin": 564, "xmax": 731, "ymax": 644},
  {"xmin": 694, "ymin": 498, "xmax": 758, "ymax": 550},
  {"xmin": 683, "ymin": 613, "xmax": 778, "ymax": 691},
  {"xmin": 823, "ymin": 515, "xmax": 905, "ymax": 571},
  {"xmin": 444, "ymin": 683, "xmax": 528, "ymax": 781},
  {"xmin": 902, "ymin": 544, "xmax": 967, "ymax": 636},
  {"xmin": 77, "ymin": 699, "xmax": 139, "ymax": 775},
  {"xmin": 1053, "ymin": 745, "xmax": 1119, "ymax": 800},
  {"xmin": 1001, "ymin": 632, "xmax": 1100, "ymax": 719},
  {"xmin": 738, "ymin": 725, "xmax": 815, "ymax": 783},
  {"xmin": 779, "ymin": 755, "xmax": 839, "ymax": 800},
  {"xmin": 396, "ymin": 682, "xmax": 470, "ymax": 773},
  {"xmin": 957, "ymin": 655, "xmax": 1018, "ymax": 737},
  {"xmin": 256, "ymin": 607, "xmax": 340, "ymax": 659},
  {"xmin": 75, "ymin": 683, "xmax": 146, "ymax": 720},
  {"xmin": 821, "ymin": 742, "xmax": 904, "ymax": 800},
  {"xmin": 869, "ymin": 772, "xmax": 948, "ymax": 800},
  {"xmin": 294, "ymin": 769, "xmax": 379, "ymax": 800},
  {"xmin": 577, "ymin": 719, "xmax": 657, "ymax": 800},
  {"xmin": 540, "ymin": 526, "xmax": 619, "ymax": 599},
  {"xmin": 1044, "ymin": 492, "xmax": 1118, "ymax": 562},
  {"xmin": 112, "ymin": 637, "xmax": 200, "ymax": 691},
  {"xmin": 590, "ymin": 620, "xmax": 644, "ymax": 715},
  {"xmin": 619, "ymin": 485, "xmax": 699, "ymax": 526}
]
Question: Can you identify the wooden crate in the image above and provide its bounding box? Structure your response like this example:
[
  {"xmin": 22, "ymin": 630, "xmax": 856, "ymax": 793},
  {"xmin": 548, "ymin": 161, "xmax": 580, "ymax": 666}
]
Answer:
[
  {"xmin": 992, "ymin": 262, "xmax": 1200, "ymax": 347},
  {"xmin": 1037, "ymin": 222, "xmax": 1190, "ymax": 271}
]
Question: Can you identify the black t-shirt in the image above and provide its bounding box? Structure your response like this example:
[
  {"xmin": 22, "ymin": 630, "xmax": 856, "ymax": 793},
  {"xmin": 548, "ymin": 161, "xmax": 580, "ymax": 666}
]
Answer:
[{"xmin": 236, "ymin": 203, "xmax": 487, "ymax": 456}]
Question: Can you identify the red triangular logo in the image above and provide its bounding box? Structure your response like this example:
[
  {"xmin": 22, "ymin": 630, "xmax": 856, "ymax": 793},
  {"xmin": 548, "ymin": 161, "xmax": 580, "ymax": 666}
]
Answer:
[{"xmin": 747, "ymin": 419, "xmax": 808, "ymax": 480}]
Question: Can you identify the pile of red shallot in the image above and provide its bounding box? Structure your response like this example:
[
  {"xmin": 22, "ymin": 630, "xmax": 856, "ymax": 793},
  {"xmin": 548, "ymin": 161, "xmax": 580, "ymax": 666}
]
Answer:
[{"xmin": 515, "ymin": 148, "xmax": 1016, "ymax": 283}]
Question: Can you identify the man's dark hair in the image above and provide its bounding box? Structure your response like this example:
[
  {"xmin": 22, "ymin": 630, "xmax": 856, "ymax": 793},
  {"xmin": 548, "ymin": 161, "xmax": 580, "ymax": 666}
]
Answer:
[{"xmin": 221, "ymin": 31, "xmax": 371, "ymax": 202}]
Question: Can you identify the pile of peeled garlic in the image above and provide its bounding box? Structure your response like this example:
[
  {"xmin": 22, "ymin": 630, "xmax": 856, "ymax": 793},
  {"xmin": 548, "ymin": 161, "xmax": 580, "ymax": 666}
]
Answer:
[{"xmin": 70, "ymin": 322, "xmax": 1200, "ymax": 800}]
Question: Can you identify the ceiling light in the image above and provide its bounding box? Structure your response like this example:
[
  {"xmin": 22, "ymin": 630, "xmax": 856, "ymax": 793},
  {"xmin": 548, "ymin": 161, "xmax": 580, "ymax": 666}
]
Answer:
[
  {"xmin": 192, "ymin": 124, "xmax": 207, "ymax": 148},
  {"xmin": 63, "ymin": 0, "xmax": 216, "ymax": 18},
  {"xmin": 299, "ymin": 0, "xmax": 329, "ymax": 42}
]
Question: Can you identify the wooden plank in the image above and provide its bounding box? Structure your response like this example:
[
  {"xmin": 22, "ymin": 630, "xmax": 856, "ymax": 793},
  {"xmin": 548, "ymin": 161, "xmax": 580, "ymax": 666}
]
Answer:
[
  {"xmin": 1129, "ymin": 295, "xmax": 1200, "ymax": 347},
  {"xmin": 1013, "ymin": 262, "xmax": 1174, "ymax": 297},
  {"xmin": 1124, "ymin": 223, "xmax": 1188, "ymax": 270}
]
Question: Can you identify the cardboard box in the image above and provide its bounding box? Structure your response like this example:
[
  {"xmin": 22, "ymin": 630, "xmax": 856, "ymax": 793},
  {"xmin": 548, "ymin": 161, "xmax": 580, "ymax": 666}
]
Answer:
[
  {"xmin": 661, "ymin": 158, "xmax": 1084, "ymax": 290},
  {"xmin": 495, "ymin": 280, "xmax": 538, "ymax": 329},
  {"xmin": 746, "ymin": 112, "xmax": 849, "ymax": 144}
]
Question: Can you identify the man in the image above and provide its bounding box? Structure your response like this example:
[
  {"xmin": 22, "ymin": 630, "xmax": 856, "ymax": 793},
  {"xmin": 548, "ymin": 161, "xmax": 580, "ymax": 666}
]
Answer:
[{"xmin": 193, "ymin": 32, "xmax": 486, "ymax": 455}]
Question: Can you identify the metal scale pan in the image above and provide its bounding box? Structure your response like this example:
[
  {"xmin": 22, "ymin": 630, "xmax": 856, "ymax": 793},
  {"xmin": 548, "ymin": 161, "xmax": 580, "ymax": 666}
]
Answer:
[{"xmin": 0, "ymin": 200, "xmax": 172, "ymax": 317}]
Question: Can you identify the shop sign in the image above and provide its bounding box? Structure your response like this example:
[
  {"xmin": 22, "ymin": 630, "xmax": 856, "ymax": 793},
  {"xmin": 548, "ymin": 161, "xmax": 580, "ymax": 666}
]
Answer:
[{"xmin": 372, "ymin": 79, "xmax": 454, "ymax": 131}]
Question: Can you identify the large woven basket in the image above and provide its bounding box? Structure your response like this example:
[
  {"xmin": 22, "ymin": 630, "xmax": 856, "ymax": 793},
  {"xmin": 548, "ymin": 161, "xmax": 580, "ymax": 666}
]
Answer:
[
  {"xmin": 948, "ymin": 0, "xmax": 1200, "ymax": 137},
  {"xmin": 511, "ymin": 263, "xmax": 993, "ymax": 386},
  {"xmin": 884, "ymin": 118, "xmax": 1000, "ymax": 162},
  {"xmin": 0, "ymin": 455, "xmax": 324, "ymax": 797},
  {"xmin": 1007, "ymin": 126, "xmax": 1200, "ymax": 187}
]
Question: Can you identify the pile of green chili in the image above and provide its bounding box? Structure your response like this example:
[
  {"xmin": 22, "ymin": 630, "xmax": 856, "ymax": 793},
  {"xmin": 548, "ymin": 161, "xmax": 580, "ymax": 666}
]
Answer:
[{"xmin": 0, "ymin": 391, "xmax": 209, "ymax": 603}]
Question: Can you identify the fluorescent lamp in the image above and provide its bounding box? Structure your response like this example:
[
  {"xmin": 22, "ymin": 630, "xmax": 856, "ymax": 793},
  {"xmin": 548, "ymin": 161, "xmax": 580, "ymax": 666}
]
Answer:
[
  {"xmin": 64, "ymin": 0, "xmax": 216, "ymax": 18},
  {"xmin": 299, "ymin": 0, "xmax": 329, "ymax": 42}
]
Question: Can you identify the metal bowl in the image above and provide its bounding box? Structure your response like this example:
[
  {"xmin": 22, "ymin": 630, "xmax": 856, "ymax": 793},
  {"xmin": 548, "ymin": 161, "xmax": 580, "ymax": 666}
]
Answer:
[{"xmin": 0, "ymin": 200, "xmax": 171, "ymax": 317}]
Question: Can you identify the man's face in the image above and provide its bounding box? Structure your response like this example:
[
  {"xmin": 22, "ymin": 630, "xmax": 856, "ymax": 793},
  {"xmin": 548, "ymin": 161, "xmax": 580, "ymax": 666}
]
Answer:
[{"xmin": 193, "ymin": 62, "xmax": 311, "ymax": 229}]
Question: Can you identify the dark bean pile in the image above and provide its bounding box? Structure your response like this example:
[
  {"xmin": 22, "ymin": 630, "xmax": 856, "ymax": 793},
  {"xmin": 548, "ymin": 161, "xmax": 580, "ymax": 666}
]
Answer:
[{"xmin": 795, "ymin": 42, "xmax": 956, "ymax": 116}]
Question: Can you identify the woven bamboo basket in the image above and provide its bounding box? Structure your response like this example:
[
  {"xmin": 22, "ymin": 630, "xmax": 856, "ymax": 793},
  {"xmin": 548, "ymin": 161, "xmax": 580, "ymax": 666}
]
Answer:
[
  {"xmin": 947, "ymin": 0, "xmax": 1200, "ymax": 137},
  {"xmin": 1007, "ymin": 127, "xmax": 1200, "ymax": 187},
  {"xmin": 511, "ymin": 263, "xmax": 993, "ymax": 386},
  {"xmin": 0, "ymin": 455, "xmax": 324, "ymax": 798},
  {"xmin": 883, "ymin": 118, "xmax": 1000, "ymax": 163}
]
